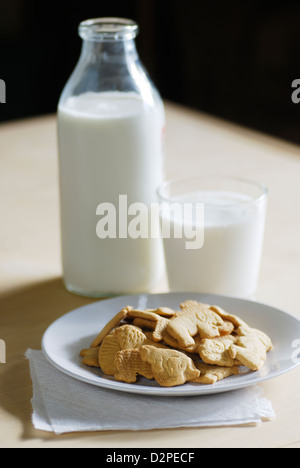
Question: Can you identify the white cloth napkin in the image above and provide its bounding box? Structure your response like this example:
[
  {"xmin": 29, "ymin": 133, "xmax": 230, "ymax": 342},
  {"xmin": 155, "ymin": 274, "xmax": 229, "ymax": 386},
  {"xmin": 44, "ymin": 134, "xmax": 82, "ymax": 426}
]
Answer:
[{"xmin": 26, "ymin": 349, "xmax": 275, "ymax": 435}]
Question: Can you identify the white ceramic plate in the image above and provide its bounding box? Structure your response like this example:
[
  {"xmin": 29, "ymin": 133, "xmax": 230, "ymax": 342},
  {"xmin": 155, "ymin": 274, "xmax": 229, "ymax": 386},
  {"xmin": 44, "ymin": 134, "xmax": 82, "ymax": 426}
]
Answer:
[{"xmin": 42, "ymin": 293, "xmax": 300, "ymax": 396}]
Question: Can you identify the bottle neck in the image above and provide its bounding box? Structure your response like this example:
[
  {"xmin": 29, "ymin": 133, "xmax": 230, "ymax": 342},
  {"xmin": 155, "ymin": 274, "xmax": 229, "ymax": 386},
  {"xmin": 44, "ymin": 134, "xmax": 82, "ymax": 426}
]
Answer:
[{"xmin": 80, "ymin": 38, "xmax": 138, "ymax": 65}]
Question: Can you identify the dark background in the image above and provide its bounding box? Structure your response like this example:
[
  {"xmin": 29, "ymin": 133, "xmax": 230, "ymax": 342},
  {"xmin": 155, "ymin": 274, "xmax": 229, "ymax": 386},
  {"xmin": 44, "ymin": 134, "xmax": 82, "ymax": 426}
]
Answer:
[{"xmin": 0, "ymin": 0, "xmax": 299, "ymax": 144}]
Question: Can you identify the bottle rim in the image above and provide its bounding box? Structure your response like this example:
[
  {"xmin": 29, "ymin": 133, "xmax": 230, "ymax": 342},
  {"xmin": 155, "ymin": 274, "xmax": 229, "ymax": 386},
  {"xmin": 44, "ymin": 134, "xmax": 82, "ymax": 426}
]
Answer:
[{"xmin": 79, "ymin": 17, "xmax": 139, "ymax": 42}]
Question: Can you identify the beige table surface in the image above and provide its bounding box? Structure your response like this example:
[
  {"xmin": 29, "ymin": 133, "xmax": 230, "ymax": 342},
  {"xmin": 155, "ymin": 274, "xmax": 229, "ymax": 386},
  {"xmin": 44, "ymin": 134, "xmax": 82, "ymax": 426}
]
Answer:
[{"xmin": 0, "ymin": 102, "xmax": 300, "ymax": 448}]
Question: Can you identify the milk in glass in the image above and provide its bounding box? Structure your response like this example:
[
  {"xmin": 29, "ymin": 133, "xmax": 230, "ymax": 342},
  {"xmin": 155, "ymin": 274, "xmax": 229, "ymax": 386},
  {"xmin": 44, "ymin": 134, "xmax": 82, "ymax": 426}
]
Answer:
[{"xmin": 159, "ymin": 184, "xmax": 268, "ymax": 298}]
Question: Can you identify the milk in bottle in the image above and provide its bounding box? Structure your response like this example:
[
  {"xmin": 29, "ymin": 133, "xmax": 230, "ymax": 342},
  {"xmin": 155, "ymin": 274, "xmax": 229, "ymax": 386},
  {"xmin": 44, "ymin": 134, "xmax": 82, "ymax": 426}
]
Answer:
[{"xmin": 57, "ymin": 19, "xmax": 165, "ymax": 297}]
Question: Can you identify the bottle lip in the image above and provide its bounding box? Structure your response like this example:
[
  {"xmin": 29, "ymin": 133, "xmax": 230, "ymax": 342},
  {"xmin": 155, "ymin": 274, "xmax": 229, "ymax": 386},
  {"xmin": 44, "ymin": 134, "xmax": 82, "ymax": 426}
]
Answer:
[{"xmin": 79, "ymin": 17, "xmax": 139, "ymax": 42}]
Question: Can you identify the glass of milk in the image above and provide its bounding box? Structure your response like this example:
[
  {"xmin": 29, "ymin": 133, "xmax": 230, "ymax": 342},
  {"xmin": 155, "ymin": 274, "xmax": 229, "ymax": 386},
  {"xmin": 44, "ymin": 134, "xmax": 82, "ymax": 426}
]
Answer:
[
  {"xmin": 57, "ymin": 18, "xmax": 165, "ymax": 297},
  {"xmin": 157, "ymin": 176, "xmax": 268, "ymax": 298}
]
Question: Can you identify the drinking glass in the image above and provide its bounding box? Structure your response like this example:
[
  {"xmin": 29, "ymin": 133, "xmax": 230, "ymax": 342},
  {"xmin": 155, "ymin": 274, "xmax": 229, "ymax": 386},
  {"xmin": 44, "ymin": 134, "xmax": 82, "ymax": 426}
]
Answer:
[{"xmin": 157, "ymin": 176, "xmax": 268, "ymax": 298}]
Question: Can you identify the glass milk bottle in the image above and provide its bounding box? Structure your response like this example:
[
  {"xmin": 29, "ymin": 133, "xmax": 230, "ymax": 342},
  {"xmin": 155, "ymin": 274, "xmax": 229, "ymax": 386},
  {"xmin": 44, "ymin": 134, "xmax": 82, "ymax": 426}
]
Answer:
[{"xmin": 57, "ymin": 18, "xmax": 165, "ymax": 297}]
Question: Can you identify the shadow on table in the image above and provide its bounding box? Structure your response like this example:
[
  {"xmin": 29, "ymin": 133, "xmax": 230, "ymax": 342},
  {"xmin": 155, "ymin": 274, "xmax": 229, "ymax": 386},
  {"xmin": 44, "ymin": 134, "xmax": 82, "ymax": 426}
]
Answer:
[{"xmin": 0, "ymin": 277, "xmax": 100, "ymax": 441}]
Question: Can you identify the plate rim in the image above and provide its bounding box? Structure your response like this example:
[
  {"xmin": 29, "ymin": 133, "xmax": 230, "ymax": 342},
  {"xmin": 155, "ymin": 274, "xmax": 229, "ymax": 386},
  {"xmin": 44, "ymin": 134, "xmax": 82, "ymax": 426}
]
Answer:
[{"xmin": 41, "ymin": 292, "xmax": 300, "ymax": 397}]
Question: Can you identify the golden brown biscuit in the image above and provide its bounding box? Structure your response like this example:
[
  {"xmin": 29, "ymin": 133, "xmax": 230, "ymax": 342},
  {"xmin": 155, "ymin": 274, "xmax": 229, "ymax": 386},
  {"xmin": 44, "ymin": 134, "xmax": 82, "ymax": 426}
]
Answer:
[
  {"xmin": 139, "ymin": 345, "xmax": 200, "ymax": 387},
  {"xmin": 127, "ymin": 309, "xmax": 162, "ymax": 322},
  {"xmin": 98, "ymin": 330, "xmax": 122, "ymax": 375},
  {"xmin": 192, "ymin": 362, "xmax": 239, "ymax": 385},
  {"xmin": 218, "ymin": 320, "xmax": 235, "ymax": 336},
  {"xmin": 114, "ymin": 348, "xmax": 154, "ymax": 383},
  {"xmin": 162, "ymin": 331, "xmax": 202, "ymax": 354},
  {"xmin": 198, "ymin": 335, "xmax": 240, "ymax": 367},
  {"xmin": 132, "ymin": 318, "xmax": 156, "ymax": 330},
  {"xmin": 146, "ymin": 307, "xmax": 176, "ymax": 318},
  {"xmin": 143, "ymin": 332, "xmax": 171, "ymax": 348},
  {"xmin": 209, "ymin": 305, "xmax": 249, "ymax": 329},
  {"xmin": 81, "ymin": 301, "xmax": 273, "ymax": 388},
  {"xmin": 167, "ymin": 300, "xmax": 225, "ymax": 348},
  {"xmin": 151, "ymin": 318, "xmax": 170, "ymax": 342},
  {"xmin": 229, "ymin": 326, "xmax": 273, "ymax": 371},
  {"xmin": 80, "ymin": 347, "xmax": 100, "ymax": 368},
  {"xmin": 90, "ymin": 306, "xmax": 132, "ymax": 348},
  {"xmin": 98, "ymin": 325, "xmax": 146, "ymax": 375},
  {"xmin": 133, "ymin": 317, "xmax": 170, "ymax": 342},
  {"xmin": 98, "ymin": 324, "xmax": 169, "ymax": 376},
  {"xmin": 114, "ymin": 324, "xmax": 146, "ymax": 349}
]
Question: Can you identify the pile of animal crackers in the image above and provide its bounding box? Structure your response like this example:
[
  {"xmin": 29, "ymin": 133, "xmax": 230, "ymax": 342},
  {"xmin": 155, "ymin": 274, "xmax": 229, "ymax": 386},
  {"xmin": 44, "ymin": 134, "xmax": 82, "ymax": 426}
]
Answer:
[{"xmin": 80, "ymin": 300, "xmax": 273, "ymax": 388}]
